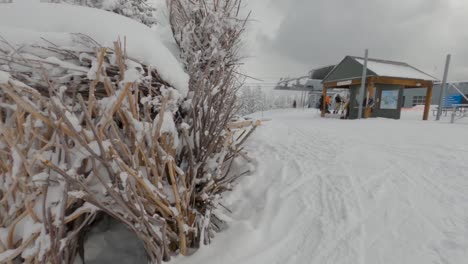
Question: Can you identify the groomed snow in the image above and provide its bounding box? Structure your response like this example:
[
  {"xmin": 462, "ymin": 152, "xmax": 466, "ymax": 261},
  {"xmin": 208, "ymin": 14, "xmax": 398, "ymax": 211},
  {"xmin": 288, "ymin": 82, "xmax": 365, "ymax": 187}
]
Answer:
[
  {"xmin": 0, "ymin": 2, "xmax": 189, "ymax": 95},
  {"xmin": 355, "ymin": 58, "xmax": 437, "ymax": 81},
  {"xmin": 172, "ymin": 109, "xmax": 468, "ymax": 264}
]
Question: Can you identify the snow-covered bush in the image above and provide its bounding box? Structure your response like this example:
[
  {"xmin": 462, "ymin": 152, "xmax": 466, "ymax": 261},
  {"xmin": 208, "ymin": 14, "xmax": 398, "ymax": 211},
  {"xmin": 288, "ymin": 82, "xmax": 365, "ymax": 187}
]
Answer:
[
  {"xmin": 168, "ymin": 0, "xmax": 252, "ymax": 250},
  {"xmin": 0, "ymin": 35, "xmax": 184, "ymax": 263},
  {"xmin": 0, "ymin": 1, "xmax": 254, "ymax": 263}
]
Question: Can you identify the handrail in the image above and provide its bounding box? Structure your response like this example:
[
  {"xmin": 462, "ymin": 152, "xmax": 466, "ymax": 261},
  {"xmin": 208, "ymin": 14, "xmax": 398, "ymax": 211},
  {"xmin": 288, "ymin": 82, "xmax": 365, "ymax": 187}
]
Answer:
[{"xmin": 450, "ymin": 104, "xmax": 468, "ymax": 123}]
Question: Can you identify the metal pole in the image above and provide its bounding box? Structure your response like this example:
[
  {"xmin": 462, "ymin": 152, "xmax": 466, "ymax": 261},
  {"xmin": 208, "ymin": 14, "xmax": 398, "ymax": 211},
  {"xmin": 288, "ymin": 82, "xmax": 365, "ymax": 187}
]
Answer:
[
  {"xmin": 357, "ymin": 49, "xmax": 368, "ymax": 119},
  {"xmin": 261, "ymin": 92, "xmax": 264, "ymax": 119},
  {"xmin": 302, "ymin": 90, "xmax": 305, "ymax": 109},
  {"xmin": 451, "ymin": 105, "xmax": 456, "ymax": 123},
  {"xmin": 304, "ymin": 90, "xmax": 307, "ymax": 109},
  {"xmin": 436, "ymin": 54, "xmax": 451, "ymax": 121},
  {"xmin": 301, "ymin": 90, "xmax": 305, "ymax": 109}
]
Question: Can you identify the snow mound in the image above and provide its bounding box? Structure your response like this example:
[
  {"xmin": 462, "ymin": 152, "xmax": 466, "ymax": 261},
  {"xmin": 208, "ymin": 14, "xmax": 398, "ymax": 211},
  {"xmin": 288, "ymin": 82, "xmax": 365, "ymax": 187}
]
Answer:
[
  {"xmin": 0, "ymin": 2, "xmax": 188, "ymax": 95},
  {"xmin": 148, "ymin": 0, "xmax": 181, "ymax": 59}
]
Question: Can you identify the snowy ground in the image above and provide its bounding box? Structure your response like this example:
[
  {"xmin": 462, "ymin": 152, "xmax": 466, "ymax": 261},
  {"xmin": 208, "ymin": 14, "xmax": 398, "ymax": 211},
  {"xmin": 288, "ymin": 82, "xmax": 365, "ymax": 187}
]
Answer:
[{"xmin": 172, "ymin": 109, "xmax": 468, "ymax": 264}]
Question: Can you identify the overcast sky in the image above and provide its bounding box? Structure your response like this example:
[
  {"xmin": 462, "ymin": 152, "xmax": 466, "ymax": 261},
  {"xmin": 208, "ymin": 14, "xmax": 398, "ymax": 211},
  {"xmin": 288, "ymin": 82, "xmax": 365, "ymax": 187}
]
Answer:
[{"xmin": 242, "ymin": 0, "xmax": 468, "ymax": 85}]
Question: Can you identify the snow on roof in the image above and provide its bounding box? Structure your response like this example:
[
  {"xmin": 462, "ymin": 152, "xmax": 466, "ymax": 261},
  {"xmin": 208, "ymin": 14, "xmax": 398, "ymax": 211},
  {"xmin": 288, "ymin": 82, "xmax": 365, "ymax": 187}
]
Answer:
[
  {"xmin": 354, "ymin": 57, "xmax": 437, "ymax": 81},
  {"xmin": 0, "ymin": 2, "xmax": 189, "ymax": 95}
]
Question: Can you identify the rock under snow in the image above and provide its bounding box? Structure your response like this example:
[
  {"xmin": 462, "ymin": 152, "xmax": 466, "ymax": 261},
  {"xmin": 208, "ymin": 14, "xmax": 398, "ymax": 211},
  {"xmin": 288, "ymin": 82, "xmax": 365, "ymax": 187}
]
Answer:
[{"xmin": 80, "ymin": 216, "xmax": 147, "ymax": 264}]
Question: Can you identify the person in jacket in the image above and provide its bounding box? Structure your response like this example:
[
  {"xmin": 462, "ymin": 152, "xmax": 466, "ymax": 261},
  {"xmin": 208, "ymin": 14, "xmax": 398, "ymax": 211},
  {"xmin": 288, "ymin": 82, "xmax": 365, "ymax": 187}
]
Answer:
[
  {"xmin": 326, "ymin": 95, "xmax": 332, "ymax": 113},
  {"xmin": 318, "ymin": 95, "xmax": 330, "ymax": 114},
  {"xmin": 334, "ymin": 94, "xmax": 342, "ymax": 114}
]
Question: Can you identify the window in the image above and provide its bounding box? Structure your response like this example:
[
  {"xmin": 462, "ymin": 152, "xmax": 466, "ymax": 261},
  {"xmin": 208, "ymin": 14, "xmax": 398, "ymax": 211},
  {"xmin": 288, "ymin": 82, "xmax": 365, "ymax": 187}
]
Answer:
[{"xmin": 412, "ymin": 96, "xmax": 426, "ymax": 106}]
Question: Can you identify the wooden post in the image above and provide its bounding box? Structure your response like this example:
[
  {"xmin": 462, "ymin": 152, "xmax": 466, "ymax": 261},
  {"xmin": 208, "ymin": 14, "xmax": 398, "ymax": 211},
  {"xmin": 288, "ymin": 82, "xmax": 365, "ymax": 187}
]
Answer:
[
  {"xmin": 423, "ymin": 83, "xmax": 433, "ymax": 120},
  {"xmin": 364, "ymin": 80, "xmax": 374, "ymax": 118},
  {"xmin": 321, "ymin": 85, "xmax": 327, "ymax": 117}
]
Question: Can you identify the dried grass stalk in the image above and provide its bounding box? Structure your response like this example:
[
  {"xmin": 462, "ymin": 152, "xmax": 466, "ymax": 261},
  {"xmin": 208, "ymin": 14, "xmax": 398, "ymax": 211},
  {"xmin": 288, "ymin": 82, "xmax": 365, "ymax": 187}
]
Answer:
[{"xmin": 0, "ymin": 30, "xmax": 255, "ymax": 263}]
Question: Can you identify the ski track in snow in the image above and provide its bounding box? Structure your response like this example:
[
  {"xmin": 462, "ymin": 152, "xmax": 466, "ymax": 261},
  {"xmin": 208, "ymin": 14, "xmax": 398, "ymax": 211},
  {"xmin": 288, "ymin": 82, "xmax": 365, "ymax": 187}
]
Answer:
[{"xmin": 172, "ymin": 110, "xmax": 468, "ymax": 264}]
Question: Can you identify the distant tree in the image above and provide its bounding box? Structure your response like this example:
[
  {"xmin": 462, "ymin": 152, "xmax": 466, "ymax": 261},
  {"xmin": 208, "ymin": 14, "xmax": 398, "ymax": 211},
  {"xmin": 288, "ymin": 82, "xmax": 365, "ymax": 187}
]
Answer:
[
  {"xmin": 252, "ymin": 86, "xmax": 264, "ymax": 113},
  {"xmin": 238, "ymin": 86, "xmax": 253, "ymax": 115},
  {"xmin": 238, "ymin": 86, "xmax": 309, "ymax": 115}
]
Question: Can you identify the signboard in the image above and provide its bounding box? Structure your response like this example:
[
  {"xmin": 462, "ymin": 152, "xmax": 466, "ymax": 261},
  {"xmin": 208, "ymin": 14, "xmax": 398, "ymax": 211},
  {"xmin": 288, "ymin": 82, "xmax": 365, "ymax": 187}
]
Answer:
[
  {"xmin": 380, "ymin": 90, "xmax": 399, "ymax": 109},
  {"xmin": 443, "ymin": 94, "xmax": 462, "ymax": 107},
  {"xmin": 337, "ymin": 80, "xmax": 352, "ymax": 86}
]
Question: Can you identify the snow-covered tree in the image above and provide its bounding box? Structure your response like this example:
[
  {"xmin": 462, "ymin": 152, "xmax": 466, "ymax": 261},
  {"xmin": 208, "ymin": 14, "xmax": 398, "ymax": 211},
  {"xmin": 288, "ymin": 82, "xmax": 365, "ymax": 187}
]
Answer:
[
  {"xmin": 237, "ymin": 86, "xmax": 310, "ymax": 115},
  {"xmin": 238, "ymin": 86, "xmax": 264, "ymax": 115}
]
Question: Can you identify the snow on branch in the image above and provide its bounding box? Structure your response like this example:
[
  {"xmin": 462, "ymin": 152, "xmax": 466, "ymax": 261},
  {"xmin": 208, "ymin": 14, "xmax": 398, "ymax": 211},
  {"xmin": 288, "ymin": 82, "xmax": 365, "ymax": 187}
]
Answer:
[{"xmin": 167, "ymin": 0, "xmax": 254, "ymax": 252}]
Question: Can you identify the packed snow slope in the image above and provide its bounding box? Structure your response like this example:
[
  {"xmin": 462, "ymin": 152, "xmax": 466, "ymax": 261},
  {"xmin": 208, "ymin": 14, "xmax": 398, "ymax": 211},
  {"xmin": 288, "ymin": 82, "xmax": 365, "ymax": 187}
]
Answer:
[{"xmin": 173, "ymin": 109, "xmax": 468, "ymax": 264}]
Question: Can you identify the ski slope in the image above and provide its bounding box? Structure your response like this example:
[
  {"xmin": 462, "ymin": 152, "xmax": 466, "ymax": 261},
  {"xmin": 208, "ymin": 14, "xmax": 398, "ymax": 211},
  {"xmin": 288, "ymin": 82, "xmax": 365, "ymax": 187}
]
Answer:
[{"xmin": 173, "ymin": 109, "xmax": 468, "ymax": 264}]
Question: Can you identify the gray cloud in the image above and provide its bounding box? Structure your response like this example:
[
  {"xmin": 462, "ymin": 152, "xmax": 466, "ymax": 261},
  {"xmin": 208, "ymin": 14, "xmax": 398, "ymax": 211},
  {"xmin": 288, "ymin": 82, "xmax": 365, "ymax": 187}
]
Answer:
[{"xmin": 247, "ymin": 0, "xmax": 468, "ymax": 80}]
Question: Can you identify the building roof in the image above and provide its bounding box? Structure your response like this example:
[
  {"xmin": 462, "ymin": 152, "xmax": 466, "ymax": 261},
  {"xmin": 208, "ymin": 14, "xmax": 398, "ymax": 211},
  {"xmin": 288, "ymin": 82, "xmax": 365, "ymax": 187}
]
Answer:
[
  {"xmin": 352, "ymin": 56, "xmax": 438, "ymax": 81},
  {"xmin": 309, "ymin": 65, "xmax": 336, "ymax": 80},
  {"xmin": 323, "ymin": 56, "xmax": 438, "ymax": 83}
]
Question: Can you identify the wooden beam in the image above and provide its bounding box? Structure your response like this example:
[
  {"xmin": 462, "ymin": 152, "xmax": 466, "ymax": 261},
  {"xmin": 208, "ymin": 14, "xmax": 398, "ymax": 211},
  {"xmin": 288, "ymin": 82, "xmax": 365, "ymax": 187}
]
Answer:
[
  {"xmin": 321, "ymin": 85, "xmax": 327, "ymax": 117},
  {"xmin": 364, "ymin": 81, "xmax": 375, "ymax": 118},
  {"xmin": 227, "ymin": 120, "xmax": 252, "ymax": 129},
  {"xmin": 423, "ymin": 83, "xmax": 433, "ymax": 121},
  {"xmin": 370, "ymin": 76, "xmax": 432, "ymax": 88},
  {"xmin": 404, "ymin": 86, "xmax": 432, "ymax": 89}
]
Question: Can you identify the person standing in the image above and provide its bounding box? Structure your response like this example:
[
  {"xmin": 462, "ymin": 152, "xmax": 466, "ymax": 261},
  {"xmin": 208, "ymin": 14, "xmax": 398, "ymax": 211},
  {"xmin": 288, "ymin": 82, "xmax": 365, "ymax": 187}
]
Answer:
[
  {"xmin": 318, "ymin": 95, "xmax": 324, "ymax": 111},
  {"xmin": 341, "ymin": 95, "xmax": 350, "ymax": 119},
  {"xmin": 293, "ymin": 100, "xmax": 297, "ymax": 108},
  {"xmin": 334, "ymin": 94, "xmax": 342, "ymax": 114},
  {"xmin": 326, "ymin": 95, "xmax": 332, "ymax": 113}
]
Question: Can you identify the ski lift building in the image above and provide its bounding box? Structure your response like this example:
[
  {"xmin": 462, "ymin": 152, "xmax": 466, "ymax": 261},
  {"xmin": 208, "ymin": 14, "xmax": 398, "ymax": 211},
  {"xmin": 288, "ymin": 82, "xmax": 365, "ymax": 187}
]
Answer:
[{"xmin": 320, "ymin": 56, "xmax": 438, "ymax": 120}]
